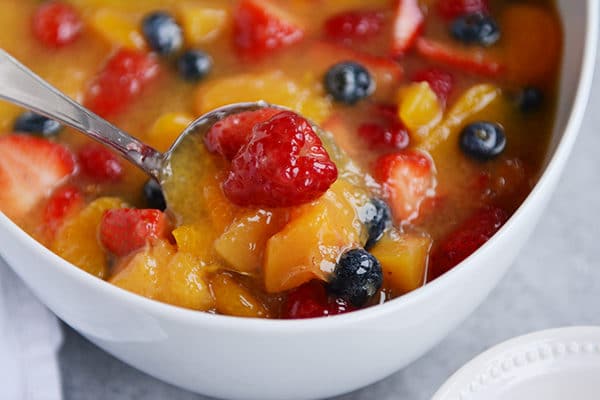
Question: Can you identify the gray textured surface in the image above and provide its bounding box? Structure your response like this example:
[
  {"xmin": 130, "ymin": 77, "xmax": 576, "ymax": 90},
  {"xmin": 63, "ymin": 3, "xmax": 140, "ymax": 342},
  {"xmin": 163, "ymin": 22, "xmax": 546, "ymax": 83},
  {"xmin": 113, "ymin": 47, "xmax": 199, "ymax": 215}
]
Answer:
[{"xmin": 59, "ymin": 54, "xmax": 600, "ymax": 400}]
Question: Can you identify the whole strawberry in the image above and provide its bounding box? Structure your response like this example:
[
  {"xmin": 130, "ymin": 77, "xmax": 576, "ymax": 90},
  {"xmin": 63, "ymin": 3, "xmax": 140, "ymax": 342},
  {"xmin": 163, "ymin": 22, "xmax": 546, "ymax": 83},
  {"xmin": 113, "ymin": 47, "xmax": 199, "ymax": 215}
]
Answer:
[{"xmin": 223, "ymin": 111, "xmax": 338, "ymax": 207}]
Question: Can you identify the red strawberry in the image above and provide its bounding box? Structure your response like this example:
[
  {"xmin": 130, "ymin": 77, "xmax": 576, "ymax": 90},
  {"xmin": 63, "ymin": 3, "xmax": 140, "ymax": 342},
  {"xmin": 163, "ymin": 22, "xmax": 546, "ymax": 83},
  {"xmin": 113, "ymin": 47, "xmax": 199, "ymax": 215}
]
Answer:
[
  {"xmin": 415, "ymin": 37, "xmax": 505, "ymax": 77},
  {"xmin": 282, "ymin": 281, "xmax": 355, "ymax": 319},
  {"xmin": 204, "ymin": 108, "xmax": 282, "ymax": 160},
  {"xmin": 223, "ymin": 111, "xmax": 338, "ymax": 208},
  {"xmin": 391, "ymin": 0, "xmax": 425, "ymax": 57},
  {"xmin": 428, "ymin": 206, "xmax": 508, "ymax": 280},
  {"xmin": 324, "ymin": 10, "xmax": 384, "ymax": 42},
  {"xmin": 32, "ymin": 1, "xmax": 83, "ymax": 48},
  {"xmin": 437, "ymin": 0, "xmax": 489, "ymax": 20},
  {"xmin": 373, "ymin": 150, "xmax": 436, "ymax": 222},
  {"xmin": 358, "ymin": 122, "xmax": 409, "ymax": 150},
  {"xmin": 43, "ymin": 185, "xmax": 84, "ymax": 236},
  {"xmin": 78, "ymin": 143, "xmax": 124, "ymax": 182},
  {"xmin": 84, "ymin": 49, "xmax": 160, "ymax": 117},
  {"xmin": 233, "ymin": 0, "xmax": 304, "ymax": 59},
  {"xmin": 412, "ymin": 68, "xmax": 454, "ymax": 105},
  {"xmin": 99, "ymin": 208, "xmax": 170, "ymax": 257},
  {"xmin": 0, "ymin": 135, "xmax": 76, "ymax": 220}
]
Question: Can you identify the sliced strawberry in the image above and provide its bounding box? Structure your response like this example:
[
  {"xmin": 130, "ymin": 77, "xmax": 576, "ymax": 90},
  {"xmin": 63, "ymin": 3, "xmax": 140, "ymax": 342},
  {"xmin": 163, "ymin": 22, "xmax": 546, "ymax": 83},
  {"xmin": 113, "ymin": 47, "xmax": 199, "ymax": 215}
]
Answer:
[
  {"xmin": 78, "ymin": 143, "xmax": 124, "ymax": 182},
  {"xmin": 428, "ymin": 205, "xmax": 508, "ymax": 280},
  {"xmin": 437, "ymin": 0, "xmax": 489, "ymax": 20},
  {"xmin": 84, "ymin": 49, "xmax": 160, "ymax": 118},
  {"xmin": 32, "ymin": 1, "xmax": 83, "ymax": 48},
  {"xmin": 415, "ymin": 37, "xmax": 505, "ymax": 77},
  {"xmin": 99, "ymin": 208, "xmax": 170, "ymax": 257},
  {"xmin": 373, "ymin": 150, "xmax": 436, "ymax": 222},
  {"xmin": 324, "ymin": 10, "xmax": 384, "ymax": 42},
  {"xmin": 0, "ymin": 135, "xmax": 76, "ymax": 220},
  {"xmin": 281, "ymin": 281, "xmax": 355, "ymax": 319},
  {"xmin": 43, "ymin": 185, "xmax": 84, "ymax": 236},
  {"xmin": 308, "ymin": 41, "xmax": 403, "ymax": 92},
  {"xmin": 204, "ymin": 108, "xmax": 283, "ymax": 160},
  {"xmin": 233, "ymin": 0, "xmax": 304, "ymax": 59},
  {"xmin": 412, "ymin": 67, "xmax": 454, "ymax": 105},
  {"xmin": 390, "ymin": 0, "xmax": 425, "ymax": 57}
]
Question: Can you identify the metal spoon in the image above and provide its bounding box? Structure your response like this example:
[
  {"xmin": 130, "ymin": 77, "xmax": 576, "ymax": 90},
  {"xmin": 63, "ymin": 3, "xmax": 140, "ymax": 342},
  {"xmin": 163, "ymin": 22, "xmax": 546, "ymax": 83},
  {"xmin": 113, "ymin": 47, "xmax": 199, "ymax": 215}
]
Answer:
[{"xmin": 0, "ymin": 49, "xmax": 276, "ymax": 220}]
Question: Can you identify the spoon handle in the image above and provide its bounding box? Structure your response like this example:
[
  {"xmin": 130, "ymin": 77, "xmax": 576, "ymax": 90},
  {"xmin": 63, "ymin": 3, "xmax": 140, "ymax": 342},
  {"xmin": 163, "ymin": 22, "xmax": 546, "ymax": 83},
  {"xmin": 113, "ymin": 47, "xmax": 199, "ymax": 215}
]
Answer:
[{"xmin": 0, "ymin": 49, "xmax": 164, "ymax": 179}]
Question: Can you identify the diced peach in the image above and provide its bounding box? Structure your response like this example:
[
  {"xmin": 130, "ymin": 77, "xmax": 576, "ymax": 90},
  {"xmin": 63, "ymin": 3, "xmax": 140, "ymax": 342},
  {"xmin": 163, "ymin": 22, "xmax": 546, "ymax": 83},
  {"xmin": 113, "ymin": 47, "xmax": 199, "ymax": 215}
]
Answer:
[
  {"xmin": 52, "ymin": 197, "xmax": 126, "ymax": 278},
  {"xmin": 502, "ymin": 5, "xmax": 562, "ymax": 86},
  {"xmin": 110, "ymin": 239, "xmax": 175, "ymax": 298},
  {"xmin": 147, "ymin": 112, "xmax": 193, "ymax": 152},
  {"xmin": 162, "ymin": 252, "xmax": 215, "ymax": 311},
  {"xmin": 172, "ymin": 222, "xmax": 218, "ymax": 264},
  {"xmin": 202, "ymin": 170, "xmax": 241, "ymax": 233},
  {"xmin": 89, "ymin": 9, "xmax": 146, "ymax": 50},
  {"xmin": 397, "ymin": 82, "xmax": 442, "ymax": 141},
  {"xmin": 264, "ymin": 179, "xmax": 367, "ymax": 293},
  {"xmin": 211, "ymin": 272, "xmax": 269, "ymax": 318},
  {"xmin": 369, "ymin": 229, "xmax": 431, "ymax": 295},
  {"xmin": 215, "ymin": 209, "xmax": 289, "ymax": 274},
  {"xmin": 194, "ymin": 71, "xmax": 332, "ymax": 124},
  {"xmin": 177, "ymin": 5, "xmax": 229, "ymax": 45}
]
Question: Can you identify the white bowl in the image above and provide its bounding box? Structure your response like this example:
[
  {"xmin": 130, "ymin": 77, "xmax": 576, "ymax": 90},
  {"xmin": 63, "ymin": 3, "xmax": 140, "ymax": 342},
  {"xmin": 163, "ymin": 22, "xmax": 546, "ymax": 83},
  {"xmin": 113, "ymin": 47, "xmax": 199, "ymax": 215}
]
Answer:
[
  {"xmin": 0, "ymin": 2, "xmax": 597, "ymax": 399},
  {"xmin": 432, "ymin": 327, "xmax": 600, "ymax": 400}
]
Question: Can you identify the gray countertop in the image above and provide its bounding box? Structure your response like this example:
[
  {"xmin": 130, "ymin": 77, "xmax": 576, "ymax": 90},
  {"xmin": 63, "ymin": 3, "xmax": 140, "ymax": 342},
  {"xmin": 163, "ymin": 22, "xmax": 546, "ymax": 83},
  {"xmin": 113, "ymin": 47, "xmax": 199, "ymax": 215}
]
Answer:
[{"xmin": 59, "ymin": 51, "xmax": 600, "ymax": 400}]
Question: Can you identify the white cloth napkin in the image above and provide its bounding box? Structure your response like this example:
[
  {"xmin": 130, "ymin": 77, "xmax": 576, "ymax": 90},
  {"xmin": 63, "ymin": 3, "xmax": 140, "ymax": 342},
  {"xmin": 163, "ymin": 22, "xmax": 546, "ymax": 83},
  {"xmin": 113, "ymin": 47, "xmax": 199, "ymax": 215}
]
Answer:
[{"xmin": 0, "ymin": 258, "xmax": 63, "ymax": 400}]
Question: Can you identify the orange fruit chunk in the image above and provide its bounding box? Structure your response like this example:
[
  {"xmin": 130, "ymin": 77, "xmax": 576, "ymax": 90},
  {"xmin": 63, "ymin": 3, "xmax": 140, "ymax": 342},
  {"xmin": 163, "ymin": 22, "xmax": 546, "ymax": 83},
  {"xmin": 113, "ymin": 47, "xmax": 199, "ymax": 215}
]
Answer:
[
  {"xmin": 502, "ymin": 5, "xmax": 562, "ymax": 86},
  {"xmin": 211, "ymin": 272, "xmax": 269, "ymax": 318},
  {"xmin": 89, "ymin": 9, "xmax": 146, "ymax": 50},
  {"xmin": 397, "ymin": 82, "xmax": 442, "ymax": 141}
]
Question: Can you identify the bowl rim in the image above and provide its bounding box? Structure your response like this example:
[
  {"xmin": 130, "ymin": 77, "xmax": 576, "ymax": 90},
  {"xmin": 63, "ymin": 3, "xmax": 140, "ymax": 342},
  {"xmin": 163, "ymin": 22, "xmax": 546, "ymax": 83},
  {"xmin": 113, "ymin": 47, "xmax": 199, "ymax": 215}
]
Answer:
[{"xmin": 0, "ymin": 1, "xmax": 598, "ymax": 333}]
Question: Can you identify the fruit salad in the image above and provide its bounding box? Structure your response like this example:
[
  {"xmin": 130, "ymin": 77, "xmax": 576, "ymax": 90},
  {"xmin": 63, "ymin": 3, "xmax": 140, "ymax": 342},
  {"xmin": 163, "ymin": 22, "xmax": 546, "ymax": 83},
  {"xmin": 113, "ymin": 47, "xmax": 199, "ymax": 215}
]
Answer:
[{"xmin": 0, "ymin": 0, "xmax": 562, "ymax": 318}]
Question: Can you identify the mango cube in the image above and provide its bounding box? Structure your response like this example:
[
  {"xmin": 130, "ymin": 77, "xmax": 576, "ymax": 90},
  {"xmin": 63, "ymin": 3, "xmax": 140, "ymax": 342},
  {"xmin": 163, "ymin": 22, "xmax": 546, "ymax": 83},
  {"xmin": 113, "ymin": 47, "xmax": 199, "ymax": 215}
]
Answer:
[
  {"xmin": 178, "ymin": 5, "xmax": 229, "ymax": 45},
  {"xmin": 397, "ymin": 82, "xmax": 442, "ymax": 141}
]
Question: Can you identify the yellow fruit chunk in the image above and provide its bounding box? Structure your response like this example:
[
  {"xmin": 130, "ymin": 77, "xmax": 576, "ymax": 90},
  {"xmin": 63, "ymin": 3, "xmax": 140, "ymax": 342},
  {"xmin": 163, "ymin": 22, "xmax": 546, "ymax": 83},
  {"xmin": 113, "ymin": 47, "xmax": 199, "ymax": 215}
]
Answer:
[
  {"xmin": 147, "ymin": 112, "xmax": 193, "ymax": 152},
  {"xmin": 502, "ymin": 5, "xmax": 562, "ymax": 86},
  {"xmin": 162, "ymin": 252, "xmax": 215, "ymax": 311},
  {"xmin": 172, "ymin": 222, "xmax": 217, "ymax": 264},
  {"xmin": 111, "ymin": 241, "xmax": 215, "ymax": 311},
  {"xmin": 195, "ymin": 71, "xmax": 332, "ymax": 124},
  {"xmin": 89, "ymin": 9, "xmax": 146, "ymax": 50},
  {"xmin": 177, "ymin": 5, "xmax": 229, "ymax": 45},
  {"xmin": 215, "ymin": 209, "xmax": 289, "ymax": 274},
  {"xmin": 397, "ymin": 82, "xmax": 442, "ymax": 141},
  {"xmin": 110, "ymin": 240, "xmax": 175, "ymax": 299},
  {"xmin": 370, "ymin": 230, "xmax": 431, "ymax": 295},
  {"xmin": 264, "ymin": 179, "xmax": 367, "ymax": 293},
  {"xmin": 419, "ymin": 84, "xmax": 502, "ymax": 153},
  {"xmin": 202, "ymin": 170, "xmax": 241, "ymax": 233},
  {"xmin": 52, "ymin": 197, "xmax": 126, "ymax": 279},
  {"xmin": 211, "ymin": 272, "xmax": 269, "ymax": 318}
]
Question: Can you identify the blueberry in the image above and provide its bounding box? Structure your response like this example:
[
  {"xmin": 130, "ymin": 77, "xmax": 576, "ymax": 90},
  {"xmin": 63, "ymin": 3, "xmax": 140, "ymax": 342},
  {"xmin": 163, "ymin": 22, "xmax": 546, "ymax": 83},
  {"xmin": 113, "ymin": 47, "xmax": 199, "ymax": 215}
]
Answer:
[
  {"xmin": 324, "ymin": 61, "xmax": 374, "ymax": 104},
  {"xmin": 13, "ymin": 112, "xmax": 62, "ymax": 137},
  {"xmin": 361, "ymin": 198, "xmax": 392, "ymax": 250},
  {"xmin": 177, "ymin": 50, "xmax": 213, "ymax": 82},
  {"xmin": 451, "ymin": 13, "xmax": 500, "ymax": 47},
  {"xmin": 328, "ymin": 249, "xmax": 383, "ymax": 307},
  {"xmin": 141, "ymin": 12, "xmax": 183, "ymax": 55},
  {"xmin": 459, "ymin": 121, "xmax": 506, "ymax": 161},
  {"xmin": 143, "ymin": 179, "xmax": 166, "ymax": 211},
  {"xmin": 516, "ymin": 87, "xmax": 544, "ymax": 113}
]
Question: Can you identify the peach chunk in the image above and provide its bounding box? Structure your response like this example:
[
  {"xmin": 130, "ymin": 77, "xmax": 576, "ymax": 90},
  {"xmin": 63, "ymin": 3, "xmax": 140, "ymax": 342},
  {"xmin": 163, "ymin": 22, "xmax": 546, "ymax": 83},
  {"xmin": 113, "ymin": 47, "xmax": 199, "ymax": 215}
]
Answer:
[
  {"xmin": 52, "ymin": 197, "xmax": 126, "ymax": 279},
  {"xmin": 111, "ymin": 240, "xmax": 215, "ymax": 311},
  {"xmin": 215, "ymin": 209, "xmax": 289, "ymax": 274},
  {"xmin": 370, "ymin": 229, "xmax": 431, "ymax": 295},
  {"xmin": 264, "ymin": 179, "xmax": 366, "ymax": 293},
  {"xmin": 211, "ymin": 272, "xmax": 269, "ymax": 318}
]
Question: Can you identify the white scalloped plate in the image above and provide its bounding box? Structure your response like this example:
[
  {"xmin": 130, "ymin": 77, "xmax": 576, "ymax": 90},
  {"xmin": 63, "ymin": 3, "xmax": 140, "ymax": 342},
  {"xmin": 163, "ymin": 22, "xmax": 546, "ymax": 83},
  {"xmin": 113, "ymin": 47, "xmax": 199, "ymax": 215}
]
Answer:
[{"xmin": 432, "ymin": 327, "xmax": 600, "ymax": 400}]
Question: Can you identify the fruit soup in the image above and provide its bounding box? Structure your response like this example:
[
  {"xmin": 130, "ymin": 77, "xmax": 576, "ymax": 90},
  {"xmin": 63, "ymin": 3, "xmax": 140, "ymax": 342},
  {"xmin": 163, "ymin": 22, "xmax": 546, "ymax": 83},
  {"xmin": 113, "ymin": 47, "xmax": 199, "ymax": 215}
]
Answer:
[{"xmin": 0, "ymin": 0, "xmax": 562, "ymax": 318}]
